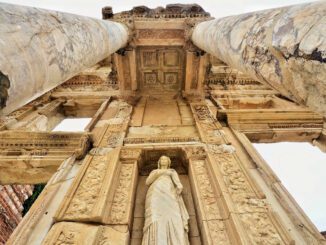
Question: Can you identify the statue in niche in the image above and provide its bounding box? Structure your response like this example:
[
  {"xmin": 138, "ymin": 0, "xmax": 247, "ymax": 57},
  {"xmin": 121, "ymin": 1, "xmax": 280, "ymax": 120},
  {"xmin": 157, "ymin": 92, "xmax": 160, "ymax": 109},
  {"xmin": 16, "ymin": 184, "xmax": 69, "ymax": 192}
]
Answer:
[{"xmin": 142, "ymin": 155, "xmax": 189, "ymax": 245}]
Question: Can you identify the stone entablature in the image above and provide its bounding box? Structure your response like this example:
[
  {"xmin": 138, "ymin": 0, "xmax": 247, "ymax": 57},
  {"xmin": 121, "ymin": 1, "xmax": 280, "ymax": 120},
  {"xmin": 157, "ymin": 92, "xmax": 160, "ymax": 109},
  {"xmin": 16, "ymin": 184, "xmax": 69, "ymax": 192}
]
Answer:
[
  {"xmin": 107, "ymin": 4, "xmax": 210, "ymax": 20},
  {"xmin": 0, "ymin": 131, "xmax": 90, "ymax": 184},
  {"xmin": 0, "ymin": 2, "xmax": 326, "ymax": 245}
]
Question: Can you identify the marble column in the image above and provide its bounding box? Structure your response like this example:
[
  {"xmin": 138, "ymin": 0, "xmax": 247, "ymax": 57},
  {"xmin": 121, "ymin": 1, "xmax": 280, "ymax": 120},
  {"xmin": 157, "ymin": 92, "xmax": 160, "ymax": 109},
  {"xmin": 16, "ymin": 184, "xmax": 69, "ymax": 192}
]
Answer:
[
  {"xmin": 0, "ymin": 3, "xmax": 129, "ymax": 115},
  {"xmin": 192, "ymin": 2, "xmax": 326, "ymax": 115}
]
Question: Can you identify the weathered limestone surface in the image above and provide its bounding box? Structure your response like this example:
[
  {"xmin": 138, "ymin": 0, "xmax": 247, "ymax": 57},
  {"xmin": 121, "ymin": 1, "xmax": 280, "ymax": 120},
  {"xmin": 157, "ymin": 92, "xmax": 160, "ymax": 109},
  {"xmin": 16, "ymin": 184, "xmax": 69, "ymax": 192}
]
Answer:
[
  {"xmin": 6, "ymin": 156, "xmax": 81, "ymax": 245},
  {"xmin": 0, "ymin": 3, "xmax": 128, "ymax": 115},
  {"xmin": 2, "ymin": 3, "xmax": 326, "ymax": 244},
  {"xmin": 192, "ymin": 2, "xmax": 326, "ymax": 115},
  {"xmin": 42, "ymin": 222, "xmax": 129, "ymax": 245}
]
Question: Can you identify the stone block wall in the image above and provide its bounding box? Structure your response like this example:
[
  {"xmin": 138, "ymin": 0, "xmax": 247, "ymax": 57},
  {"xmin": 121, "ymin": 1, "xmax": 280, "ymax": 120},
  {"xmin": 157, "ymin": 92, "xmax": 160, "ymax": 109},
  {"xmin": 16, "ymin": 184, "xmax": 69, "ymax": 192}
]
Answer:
[{"xmin": 0, "ymin": 185, "xmax": 33, "ymax": 244}]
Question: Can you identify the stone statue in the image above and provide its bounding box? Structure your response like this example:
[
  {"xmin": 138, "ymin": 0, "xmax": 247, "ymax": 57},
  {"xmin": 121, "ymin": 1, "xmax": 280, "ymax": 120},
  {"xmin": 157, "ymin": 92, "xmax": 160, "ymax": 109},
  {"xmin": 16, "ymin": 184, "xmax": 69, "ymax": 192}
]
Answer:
[{"xmin": 142, "ymin": 155, "xmax": 189, "ymax": 245}]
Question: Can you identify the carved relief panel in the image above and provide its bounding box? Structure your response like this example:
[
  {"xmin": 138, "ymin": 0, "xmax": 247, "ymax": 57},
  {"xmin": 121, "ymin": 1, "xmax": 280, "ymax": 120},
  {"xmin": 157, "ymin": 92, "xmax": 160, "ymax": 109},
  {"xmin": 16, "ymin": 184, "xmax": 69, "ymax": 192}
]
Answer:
[
  {"xmin": 42, "ymin": 222, "xmax": 129, "ymax": 245},
  {"xmin": 190, "ymin": 103, "xmax": 225, "ymax": 144},
  {"xmin": 54, "ymin": 148, "xmax": 138, "ymax": 227},
  {"xmin": 138, "ymin": 47, "xmax": 185, "ymax": 92}
]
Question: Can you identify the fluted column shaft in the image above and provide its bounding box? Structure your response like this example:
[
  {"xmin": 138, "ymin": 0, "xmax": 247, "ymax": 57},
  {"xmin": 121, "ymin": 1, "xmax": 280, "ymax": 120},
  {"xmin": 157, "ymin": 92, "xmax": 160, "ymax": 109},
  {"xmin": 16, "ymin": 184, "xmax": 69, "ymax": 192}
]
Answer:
[
  {"xmin": 192, "ymin": 1, "xmax": 326, "ymax": 115},
  {"xmin": 0, "ymin": 3, "xmax": 129, "ymax": 115}
]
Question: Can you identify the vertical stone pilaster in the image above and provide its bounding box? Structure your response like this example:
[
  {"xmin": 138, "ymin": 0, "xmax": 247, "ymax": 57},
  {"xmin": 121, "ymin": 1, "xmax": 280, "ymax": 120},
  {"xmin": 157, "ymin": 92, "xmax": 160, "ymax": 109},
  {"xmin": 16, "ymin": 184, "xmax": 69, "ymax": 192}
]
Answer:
[{"xmin": 6, "ymin": 155, "xmax": 79, "ymax": 245}]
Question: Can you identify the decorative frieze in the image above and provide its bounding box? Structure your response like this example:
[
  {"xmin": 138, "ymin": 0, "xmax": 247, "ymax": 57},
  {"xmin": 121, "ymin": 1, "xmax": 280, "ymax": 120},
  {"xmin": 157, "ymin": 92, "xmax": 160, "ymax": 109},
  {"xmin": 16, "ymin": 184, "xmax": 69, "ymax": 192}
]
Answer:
[
  {"xmin": 124, "ymin": 136, "xmax": 199, "ymax": 144},
  {"xmin": 120, "ymin": 148, "xmax": 142, "ymax": 161},
  {"xmin": 190, "ymin": 103, "xmax": 224, "ymax": 144},
  {"xmin": 93, "ymin": 100, "xmax": 132, "ymax": 148},
  {"xmin": 207, "ymin": 146, "xmax": 294, "ymax": 244},
  {"xmin": 190, "ymin": 160, "xmax": 221, "ymax": 220},
  {"xmin": 112, "ymin": 4, "xmax": 210, "ymax": 19},
  {"xmin": 55, "ymin": 149, "xmax": 120, "ymax": 222},
  {"xmin": 55, "ymin": 149, "xmax": 138, "ymax": 227},
  {"xmin": 0, "ymin": 131, "xmax": 89, "ymax": 152},
  {"xmin": 239, "ymin": 212, "xmax": 287, "ymax": 244},
  {"xmin": 0, "ymin": 131, "xmax": 90, "ymax": 184},
  {"xmin": 107, "ymin": 162, "xmax": 138, "ymax": 225},
  {"xmin": 137, "ymin": 29, "xmax": 184, "ymax": 39},
  {"xmin": 188, "ymin": 159, "xmax": 231, "ymax": 244},
  {"xmin": 183, "ymin": 145, "xmax": 206, "ymax": 160},
  {"xmin": 42, "ymin": 222, "xmax": 129, "ymax": 245}
]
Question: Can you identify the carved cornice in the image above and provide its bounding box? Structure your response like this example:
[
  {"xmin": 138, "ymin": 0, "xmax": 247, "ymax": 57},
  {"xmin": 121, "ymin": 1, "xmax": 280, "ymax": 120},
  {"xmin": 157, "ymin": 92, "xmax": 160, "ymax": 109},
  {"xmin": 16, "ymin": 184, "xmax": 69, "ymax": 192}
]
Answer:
[
  {"xmin": 75, "ymin": 134, "xmax": 92, "ymax": 160},
  {"xmin": 111, "ymin": 4, "xmax": 211, "ymax": 20},
  {"xmin": 218, "ymin": 109, "xmax": 323, "ymax": 126},
  {"xmin": 124, "ymin": 136, "xmax": 199, "ymax": 144},
  {"xmin": 183, "ymin": 145, "xmax": 206, "ymax": 160},
  {"xmin": 120, "ymin": 147, "xmax": 142, "ymax": 160},
  {"xmin": 0, "ymin": 131, "xmax": 91, "ymax": 159}
]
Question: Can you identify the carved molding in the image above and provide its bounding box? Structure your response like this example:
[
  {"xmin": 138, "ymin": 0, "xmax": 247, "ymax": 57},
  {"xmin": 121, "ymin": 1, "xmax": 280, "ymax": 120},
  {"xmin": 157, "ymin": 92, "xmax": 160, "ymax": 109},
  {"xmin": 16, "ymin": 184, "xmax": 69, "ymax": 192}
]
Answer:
[
  {"xmin": 207, "ymin": 147, "xmax": 294, "ymax": 244},
  {"xmin": 0, "ymin": 131, "xmax": 90, "ymax": 156},
  {"xmin": 112, "ymin": 4, "xmax": 211, "ymax": 19},
  {"xmin": 55, "ymin": 148, "xmax": 138, "ymax": 226},
  {"xmin": 124, "ymin": 136, "xmax": 199, "ymax": 144},
  {"xmin": 42, "ymin": 222, "xmax": 129, "ymax": 245},
  {"xmin": 188, "ymin": 159, "xmax": 231, "ymax": 244},
  {"xmin": 0, "ymin": 131, "xmax": 90, "ymax": 184},
  {"xmin": 190, "ymin": 103, "xmax": 224, "ymax": 144},
  {"xmin": 106, "ymin": 162, "xmax": 138, "ymax": 225},
  {"xmin": 120, "ymin": 148, "xmax": 142, "ymax": 160},
  {"xmin": 137, "ymin": 29, "xmax": 184, "ymax": 39},
  {"xmin": 183, "ymin": 145, "xmax": 206, "ymax": 160},
  {"xmin": 55, "ymin": 149, "xmax": 120, "ymax": 222}
]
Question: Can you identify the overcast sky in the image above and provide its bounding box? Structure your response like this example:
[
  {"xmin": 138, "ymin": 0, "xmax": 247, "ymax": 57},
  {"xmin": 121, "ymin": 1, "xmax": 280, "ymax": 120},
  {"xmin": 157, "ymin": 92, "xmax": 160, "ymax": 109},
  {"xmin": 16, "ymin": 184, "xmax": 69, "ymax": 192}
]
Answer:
[
  {"xmin": 254, "ymin": 143, "xmax": 326, "ymax": 231},
  {"xmin": 0, "ymin": 0, "xmax": 319, "ymax": 19},
  {"xmin": 2, "ymin": 0, "xmax": 325, "ymax": 232}
]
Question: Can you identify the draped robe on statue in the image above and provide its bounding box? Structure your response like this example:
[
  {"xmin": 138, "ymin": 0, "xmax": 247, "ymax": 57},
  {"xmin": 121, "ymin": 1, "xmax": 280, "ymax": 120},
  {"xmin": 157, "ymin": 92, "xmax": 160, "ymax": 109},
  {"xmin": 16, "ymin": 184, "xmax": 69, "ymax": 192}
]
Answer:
[{"xmin": 142, "ymin": 168, "xmax": 189, "ymax": 245}]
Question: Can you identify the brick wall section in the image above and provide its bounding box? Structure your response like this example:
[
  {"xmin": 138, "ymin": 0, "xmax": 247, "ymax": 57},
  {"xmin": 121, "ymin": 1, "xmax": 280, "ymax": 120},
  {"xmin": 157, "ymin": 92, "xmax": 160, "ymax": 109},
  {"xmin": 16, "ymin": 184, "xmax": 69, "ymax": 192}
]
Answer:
[{"xmin": 0, "ymin": 185, "xmax": 34, "ymax": 244}]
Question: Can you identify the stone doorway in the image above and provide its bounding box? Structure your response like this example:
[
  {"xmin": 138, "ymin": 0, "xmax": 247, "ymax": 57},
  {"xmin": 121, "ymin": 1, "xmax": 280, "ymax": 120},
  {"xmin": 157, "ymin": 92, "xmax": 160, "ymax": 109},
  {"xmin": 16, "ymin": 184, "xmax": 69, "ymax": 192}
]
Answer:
[
  {"xmin": 137, "ymin": 46, "xmax": 185, "ymax": 92},
  {"xmin": 131, "ymin": 148, "xmax": 201, "ymax": 245}
]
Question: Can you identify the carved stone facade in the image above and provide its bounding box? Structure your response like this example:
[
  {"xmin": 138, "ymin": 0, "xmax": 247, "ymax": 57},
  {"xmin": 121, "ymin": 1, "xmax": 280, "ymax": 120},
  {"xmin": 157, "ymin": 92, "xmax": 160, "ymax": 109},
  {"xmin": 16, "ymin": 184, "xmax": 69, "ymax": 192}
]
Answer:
[{"xmin": 0, "ymin": 2, "xmax": 325, "ymax": 245}]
